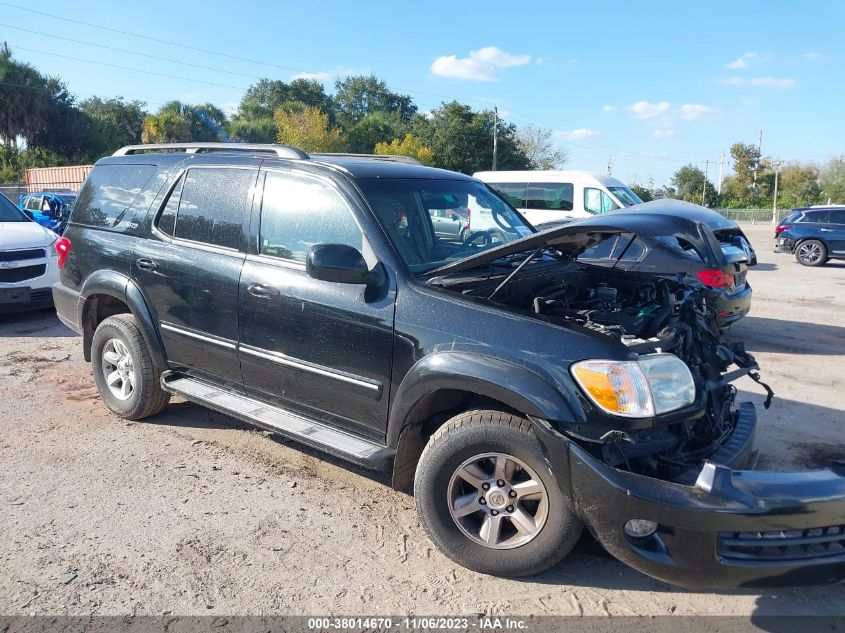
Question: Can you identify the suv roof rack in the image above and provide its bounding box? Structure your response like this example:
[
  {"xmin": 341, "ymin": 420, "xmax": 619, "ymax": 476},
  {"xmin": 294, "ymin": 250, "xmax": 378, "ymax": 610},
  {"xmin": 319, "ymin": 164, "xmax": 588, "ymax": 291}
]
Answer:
[
  {"xmin": 310, "ymin": 152, "xmax": 422, "ymax": 166},
  {"xmin": 113, "ymin": 143, "xmax": 309, "ymax": 160}
]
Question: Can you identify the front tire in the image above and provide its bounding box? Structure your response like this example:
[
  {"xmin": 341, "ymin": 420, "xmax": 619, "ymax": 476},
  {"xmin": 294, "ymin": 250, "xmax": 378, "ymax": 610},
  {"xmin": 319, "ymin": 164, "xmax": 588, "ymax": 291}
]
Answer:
[
  {"xmin": 90, "ymin": 314, "xmax": 170, "ymax": 420},
  {"xmin": 795, "ymin": 239, "xmax": 827, "ymax": 266},
  {"xmin": 414, "ymin": 410, "xmax": 583, "ymax": 577}
]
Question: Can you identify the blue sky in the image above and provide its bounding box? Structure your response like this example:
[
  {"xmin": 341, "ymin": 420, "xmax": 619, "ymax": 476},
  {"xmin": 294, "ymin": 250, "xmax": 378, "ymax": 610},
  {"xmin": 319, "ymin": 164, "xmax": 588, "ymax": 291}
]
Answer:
[{"xmin": 2, "ymin": 0, "xmax": 843, "ymax": 185}]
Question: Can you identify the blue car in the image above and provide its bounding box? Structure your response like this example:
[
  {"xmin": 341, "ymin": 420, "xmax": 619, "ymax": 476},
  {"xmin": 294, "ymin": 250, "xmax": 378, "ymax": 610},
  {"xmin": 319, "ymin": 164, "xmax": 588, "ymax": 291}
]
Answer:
[
  {"xmin": 18, "ymin": 191, "xmax": 76, "ymax": 234},
  {"xmin": 775, "ymin": 206, "xmax": 845, "ymax": 266}
]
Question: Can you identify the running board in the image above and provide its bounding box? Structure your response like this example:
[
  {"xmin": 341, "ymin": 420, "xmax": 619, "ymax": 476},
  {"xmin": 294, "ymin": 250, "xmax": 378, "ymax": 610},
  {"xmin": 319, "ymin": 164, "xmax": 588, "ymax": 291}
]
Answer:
[{"xmin": 161, "ymin": 372, "xmax": 394, "ymax": 471}]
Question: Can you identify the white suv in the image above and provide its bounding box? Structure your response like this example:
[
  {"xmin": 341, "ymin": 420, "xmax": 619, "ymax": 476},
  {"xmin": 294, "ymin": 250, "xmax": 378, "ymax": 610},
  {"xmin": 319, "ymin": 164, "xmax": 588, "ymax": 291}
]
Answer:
[{"xmin": 0, "ymin": 194, "xmax": 60, "ymax": 313}]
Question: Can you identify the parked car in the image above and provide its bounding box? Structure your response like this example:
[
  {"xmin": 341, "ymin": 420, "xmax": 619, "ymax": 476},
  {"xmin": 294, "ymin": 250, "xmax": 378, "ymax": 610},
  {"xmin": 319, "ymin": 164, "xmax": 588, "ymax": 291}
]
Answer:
[
  {"xmin": 535, "ymin": 200, "xmax": 756, "ymax": 325},
  {"xmin": 429, "ymin": 206, "xmax": 469, "ymax": 242},
  {"xmin": 472, "ymin": 170, "xmax": 643, "ymax": 226},
  {"xmin": 0, "ymin": 193, "xmax": 60, "ymax": 313},
  {"xmin": 54, "ymin": 143, "xmax": 845, "ymax": 589},
  {"xmin": 775, "ymin": 206, "xmax": 845, "ymax": 266},
  {"xmin": 18, "ymin": 191, "xmax": 76, "ymax": 234}
]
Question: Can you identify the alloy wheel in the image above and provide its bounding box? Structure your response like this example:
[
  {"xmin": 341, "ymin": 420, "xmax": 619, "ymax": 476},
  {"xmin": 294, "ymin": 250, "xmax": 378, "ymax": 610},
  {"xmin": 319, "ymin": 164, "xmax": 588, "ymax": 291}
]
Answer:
[
  {"xmin": 101, "ymin": 338, "xmax": 136, "ymax": 401},
  {"xmin": 447, "ymin": 452, "xmax": 549, "ymax": 549},
  {"xmin": 798, "ymin": 242, "xmax": 822, "ymax": 264}
]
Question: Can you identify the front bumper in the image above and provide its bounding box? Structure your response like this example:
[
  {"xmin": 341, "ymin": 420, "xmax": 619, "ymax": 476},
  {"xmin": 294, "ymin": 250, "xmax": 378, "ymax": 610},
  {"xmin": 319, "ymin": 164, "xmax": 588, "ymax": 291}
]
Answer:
[{"xmin": 532, "ymin": 405, "xmax": 845, "ymax": 589}]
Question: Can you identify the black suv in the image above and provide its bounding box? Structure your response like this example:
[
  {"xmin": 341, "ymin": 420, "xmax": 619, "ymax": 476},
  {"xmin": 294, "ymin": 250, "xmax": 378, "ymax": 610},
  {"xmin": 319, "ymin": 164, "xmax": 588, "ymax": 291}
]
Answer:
[{"xmin": 54, "ymin": 144, "xmax": 845, "ymax": 588}]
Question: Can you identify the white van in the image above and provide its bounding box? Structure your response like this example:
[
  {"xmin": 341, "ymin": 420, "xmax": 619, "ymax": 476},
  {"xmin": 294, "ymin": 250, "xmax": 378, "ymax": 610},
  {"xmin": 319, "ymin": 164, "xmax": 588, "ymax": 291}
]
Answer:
[{"xmin": 472, "ymin": 170, "xmax": 643, "ymax": 227}]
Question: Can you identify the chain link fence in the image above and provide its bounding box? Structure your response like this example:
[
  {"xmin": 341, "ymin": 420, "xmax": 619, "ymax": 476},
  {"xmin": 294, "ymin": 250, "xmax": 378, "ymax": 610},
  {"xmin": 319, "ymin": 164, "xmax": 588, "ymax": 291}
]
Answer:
[{"xmin": 712, "ymin": 208, "xmax": 792, "ymax": 223}]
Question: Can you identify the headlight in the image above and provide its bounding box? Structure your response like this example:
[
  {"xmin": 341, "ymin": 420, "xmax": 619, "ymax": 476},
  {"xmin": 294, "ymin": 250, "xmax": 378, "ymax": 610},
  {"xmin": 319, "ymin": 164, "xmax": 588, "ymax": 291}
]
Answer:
[{"xmin": 571, "ymin": 354, "xmax": 695, "ymax": 418}]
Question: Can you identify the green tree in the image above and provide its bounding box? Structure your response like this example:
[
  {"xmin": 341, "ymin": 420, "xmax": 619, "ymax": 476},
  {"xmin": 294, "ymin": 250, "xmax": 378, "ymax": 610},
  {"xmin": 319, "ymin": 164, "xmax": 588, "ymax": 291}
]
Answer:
[
  {"xmin": 346, "ymin": 112, "xmax": 407, "ymax": 153},
  {"xmin": 231, "ymin": 78, "xmax": 333, "ymax": 142},
  {"xmin": 671, "ymin": 163, "xmax": 718, "ymax": 206},
  {"xmin": 411, "ymin": 101, "xmax": 530, "ymax": 174},
  {"xmin": 81, "ymin": 97, "xmax": 146, "ymax": 155},
  {"xmin": 374, "ymin": 134, "xmax": 434, "ymax": 166},
  {"xmin": 334, "ymin": 75, "xmax": 416, "ymax": 124},
  {"xmin": 274, "ymin": 105, "xmax": 346, "ymax": 152},
  {"xmin": 0, "ymin": 44, "xmax": 49, "ymax": 149},
  {"xmin": 142, "ymin": 101, "xmax": 227, "ymax": 143},
  {"xmin": 819, "ymin": 155, "xmax": 845, "ymax": 204},
  {"xmin": 629, "ymin": 183, "xmax": 654, "ymax": 202},
  {"xmin": 721, "ymin": 142, "xmax": 762, "ymax": 207},
  {"xmin": 776, "ymin": 163, "xmax": 821, "ymax": 208},
  {"xmin": 515, "ymin": 125, "xmax": 568, "ymax": 170}
]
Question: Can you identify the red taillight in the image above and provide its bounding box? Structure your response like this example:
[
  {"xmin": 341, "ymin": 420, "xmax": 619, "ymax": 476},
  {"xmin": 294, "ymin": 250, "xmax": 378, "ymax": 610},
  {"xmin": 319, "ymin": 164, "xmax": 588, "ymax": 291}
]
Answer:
[
  {"xmin": 696, "ymin": 269, "xmax": 733, "ymax": 288},
  {"xmin": 55, "ymin": 236, "xmax": 71, "ymax": 269},
  {"xmin": 775, "ymin": 224, "xmax": 792, "ymax": 234}
]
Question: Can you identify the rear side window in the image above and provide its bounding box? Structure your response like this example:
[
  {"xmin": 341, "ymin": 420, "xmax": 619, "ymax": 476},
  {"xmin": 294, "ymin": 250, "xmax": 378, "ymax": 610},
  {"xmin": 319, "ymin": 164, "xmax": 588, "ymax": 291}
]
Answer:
[
  {"xmin": 72, "ymin": 164, "xmax": 157, "ymax": 229},
  {"xmin": 526, "ymin": 183, "xmax": 574, "ymax": 211},
  {"xmin": 259, "ymin": 171, "xmax": 361, "ymax": 263},
  {"xmin": 172, "ymin": 168, "xmax": 255, "ymax": 250},
  {"xmin": 489, "ymin": 183, "xmax": 526, "ymax": 208},
  {"xmin": 824, "ymin": 210, "xmax": 845, "ymax": 224}
]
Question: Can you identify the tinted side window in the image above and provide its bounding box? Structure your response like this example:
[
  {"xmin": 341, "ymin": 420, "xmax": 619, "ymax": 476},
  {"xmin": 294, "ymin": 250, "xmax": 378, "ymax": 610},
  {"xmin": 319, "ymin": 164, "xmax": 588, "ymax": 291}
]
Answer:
[
  {"xmin": 155, "ymin": 174, "xmax": 185, "ymax": 237},
  {"xmin": 72, "ymin": 164, "xmax": 157, "ymax": 229},
  {"xmin": 578, "ymin": 235, "xmax": 618, "ymax": 261},
  {"xmin": 174, "ymin": 168, "xmax": 254, "ymax": 250},
  {"xmin": 259, "ymin": 171, "xmax": 362, "ymax": 263},
  {"xmin": 825, "ymin": 210, "xmax": 845, "ymax": 224},
  {"xmin": 489, "ymin": 183, "xmax": 526, "ymax": 208},
  {"xmin": 526, "ymin": 183, "xmax": 574, "ymax": 211},
  {"xmin": 614, "ymin": 235, "xmax": 646, "ymax": 262},
  {"xmin": 802, "ymin": 211, "xmax": 826, "ymax": 223}
]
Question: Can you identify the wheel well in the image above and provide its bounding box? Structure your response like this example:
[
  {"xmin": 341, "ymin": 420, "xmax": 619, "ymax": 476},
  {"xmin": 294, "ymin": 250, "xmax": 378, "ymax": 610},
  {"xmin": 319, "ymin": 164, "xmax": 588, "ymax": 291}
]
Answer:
[
  {"xmin": 391, "ymin": 388, "xmax": 520, "ymax": 492},
  {"xmin": 81, "ymin": 294, "xmax": 131, "ymax": 362}
]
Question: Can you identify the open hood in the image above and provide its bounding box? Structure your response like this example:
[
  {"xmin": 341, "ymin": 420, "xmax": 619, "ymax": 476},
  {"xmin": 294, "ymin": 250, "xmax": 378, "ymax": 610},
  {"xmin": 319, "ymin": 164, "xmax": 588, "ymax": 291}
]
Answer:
[{"xmin": 428, "ymin": 212, "xmax": 723, "ymax": 275}]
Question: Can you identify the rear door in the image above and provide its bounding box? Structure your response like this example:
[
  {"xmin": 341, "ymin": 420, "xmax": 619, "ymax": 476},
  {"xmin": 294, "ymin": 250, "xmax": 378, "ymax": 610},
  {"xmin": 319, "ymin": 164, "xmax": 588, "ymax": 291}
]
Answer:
[
  {"xmin": 238, "ymin": 168, "xmax": 396, "ymax": 438},
  {"xmin": 133, "ymin": 163, "xmax": 259, "ymax": 386},
  {"xmin": 821, "ymin": 209, "xmax": 845, "ymax": 256}
]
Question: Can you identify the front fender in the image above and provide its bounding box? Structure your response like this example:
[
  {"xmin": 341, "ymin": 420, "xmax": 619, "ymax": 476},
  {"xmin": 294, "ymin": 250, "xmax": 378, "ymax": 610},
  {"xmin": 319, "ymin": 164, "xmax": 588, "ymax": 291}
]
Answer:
[{"xmin": 387, "ymin": 351, "xmax": 577, "ymax": 447}]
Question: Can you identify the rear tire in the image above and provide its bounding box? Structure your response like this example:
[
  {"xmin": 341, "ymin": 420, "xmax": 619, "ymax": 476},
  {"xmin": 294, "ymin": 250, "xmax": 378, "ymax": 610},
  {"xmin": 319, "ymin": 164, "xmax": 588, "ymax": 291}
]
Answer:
[
  {"xmin": 90, "ymin": 314, "xmax": 170, "ymax": 420},
  {"xmin": 414, "ymin": 410, "xmax": 583, "ymax": 577},
  {"xmin": 795, "ymin": 239, "xmax": 827, "ymax": 266}
]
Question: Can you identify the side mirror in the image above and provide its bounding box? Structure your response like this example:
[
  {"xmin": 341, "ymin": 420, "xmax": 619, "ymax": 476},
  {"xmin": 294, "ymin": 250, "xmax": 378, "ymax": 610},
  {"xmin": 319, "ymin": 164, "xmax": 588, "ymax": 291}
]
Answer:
[{"xmin": 306, "ymin": 244, "xmax": 384, "ymax": 285}]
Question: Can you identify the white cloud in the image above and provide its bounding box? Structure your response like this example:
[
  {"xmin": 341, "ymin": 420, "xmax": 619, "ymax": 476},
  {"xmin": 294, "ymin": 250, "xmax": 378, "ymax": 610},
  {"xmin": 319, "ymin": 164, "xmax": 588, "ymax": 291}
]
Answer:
[
  {"xmin": 679, "ymin": 104, "xmax": 716, "ymax": 120},
  {"xmin": 535, "ymin": 57, "xmax": 544, "ymax": 65},
  {"xmin": 630, "ymin": 101, "xmax": 671, "ymax": 119},
  {"xmin": 803, "ymin": 51, "xmax": 824, "ymax": 60},
  {"xmin": 750, "ymin": 76, "xmax": 795, "ymax": 88},
  {"xmin": 291, "ymin": 65, "xmax": 370, "ymax": 83},
  {"xmin": 726, "ymin": 52, "xmax": 759, "ymax": 69},
  {"xmin": 430, "ymin": 46, "xmax": 531, "ymax": 81},
  {"xmin": 653, "ymin": 128, "xmax": 675, "ymax": 139},
  {"xmin": 720, "ymin": 76, "xmax": 746, "ymax": 86},
  {"xmin": 601, "ymin": 105, "xmax": 616, "ymax": 113},
  {"xmin": 555, "ymin": 128, "xmax": 600, "ymax": 140}
]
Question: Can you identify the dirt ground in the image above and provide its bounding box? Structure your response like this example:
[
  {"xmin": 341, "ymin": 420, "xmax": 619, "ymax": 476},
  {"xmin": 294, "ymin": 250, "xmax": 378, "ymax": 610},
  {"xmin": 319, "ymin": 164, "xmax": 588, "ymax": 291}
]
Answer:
[{"xmin": 1, "ymin": 222, "xmax": 843, "ymax": 617}]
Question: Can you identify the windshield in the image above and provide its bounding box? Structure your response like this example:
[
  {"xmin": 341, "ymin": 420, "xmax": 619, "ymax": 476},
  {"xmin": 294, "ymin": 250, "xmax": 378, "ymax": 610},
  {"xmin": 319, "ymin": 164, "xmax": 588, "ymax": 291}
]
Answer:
[
  {"xmin": 358, "ymin": 178, "xmax": 534, "ymax": 274},
  {"xmin": 608, "ymin": 186, "xmax": 643, "ymax": 207},
  {"xmin": 0, "ymin": 194, "xmax": 29, "ymax": 222}
]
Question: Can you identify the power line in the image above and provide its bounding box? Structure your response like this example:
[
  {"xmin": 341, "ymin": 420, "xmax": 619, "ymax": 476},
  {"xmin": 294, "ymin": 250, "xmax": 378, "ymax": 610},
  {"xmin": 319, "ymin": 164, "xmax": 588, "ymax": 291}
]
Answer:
[
  {"xmin": 0, "ymin": 23, "xmax": 265, "ymax": 79},
  {"xmin": 6, "ymin": 44, "xmax": 248, "ymax": 91}
]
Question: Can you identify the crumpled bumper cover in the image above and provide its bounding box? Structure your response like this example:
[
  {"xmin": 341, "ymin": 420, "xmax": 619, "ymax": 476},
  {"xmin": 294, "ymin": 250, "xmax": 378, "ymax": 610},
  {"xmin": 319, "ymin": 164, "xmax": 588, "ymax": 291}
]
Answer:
[{"xmin": 532, "ymin": 404, "xmax": 845, "ymax": 589}]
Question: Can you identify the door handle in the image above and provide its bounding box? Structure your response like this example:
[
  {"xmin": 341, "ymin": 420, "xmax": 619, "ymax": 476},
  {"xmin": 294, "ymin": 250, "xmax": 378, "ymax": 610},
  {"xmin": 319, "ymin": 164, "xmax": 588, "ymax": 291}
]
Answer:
[
  {"xmin": 820, "ymin": 228, "xmax": 833, "ymax": 232},
  {"xmin": 247, "ymin": 283, "xmax": 278, "ymax": 299},
  {"xmin": 136, "ymin": 258, "xmax": 159, "ymax": 271}
]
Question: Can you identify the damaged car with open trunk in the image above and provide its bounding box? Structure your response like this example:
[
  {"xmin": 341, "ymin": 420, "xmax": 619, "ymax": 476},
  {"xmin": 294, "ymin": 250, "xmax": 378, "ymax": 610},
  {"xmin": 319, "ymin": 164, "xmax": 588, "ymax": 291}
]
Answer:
[{"xmin": 54, "ymin": 147, "xmax": 845, "ymax": 590}]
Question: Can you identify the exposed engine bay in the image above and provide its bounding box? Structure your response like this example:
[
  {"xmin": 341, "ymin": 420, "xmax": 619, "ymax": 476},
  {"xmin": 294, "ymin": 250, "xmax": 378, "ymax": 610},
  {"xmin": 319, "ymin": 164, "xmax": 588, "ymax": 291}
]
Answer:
[{"xmin": 430, "ymin": 261, "xmax": 773, "ymax": 482}]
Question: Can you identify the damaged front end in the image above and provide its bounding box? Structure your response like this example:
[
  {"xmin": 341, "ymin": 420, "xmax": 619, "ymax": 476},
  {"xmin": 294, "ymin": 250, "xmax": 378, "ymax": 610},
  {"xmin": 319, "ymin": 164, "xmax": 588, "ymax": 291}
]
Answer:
[{"xmin": 428, "ymin": 216, "xmax": 845, "ymax": 588}]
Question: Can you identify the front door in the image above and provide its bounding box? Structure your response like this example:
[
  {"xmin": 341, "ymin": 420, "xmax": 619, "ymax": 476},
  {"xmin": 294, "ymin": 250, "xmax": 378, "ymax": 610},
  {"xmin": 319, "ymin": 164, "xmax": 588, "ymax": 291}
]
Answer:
[
  {"xmin": 238, "ymin": 168, "xmax": 396, "ymax": 438},
  {"xmin": 822, "ymin": 209, "xmax": 845, "ymax": 256},
  {"xmin": 133, "ymin": 164, "xmax": 258, "ymax": 385}
]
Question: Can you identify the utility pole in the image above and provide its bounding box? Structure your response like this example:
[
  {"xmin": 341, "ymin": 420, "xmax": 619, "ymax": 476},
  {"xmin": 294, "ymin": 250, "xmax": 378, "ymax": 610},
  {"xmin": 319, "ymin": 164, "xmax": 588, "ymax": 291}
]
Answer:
[
  {"xmin": 492, "ymin": 107, "xmax": 498, "ymax": 171},
  {"xmin": 717, "ymin": 151, "xmax": 725, "ymax": 195},
  {"xmin": 606, "ymin": 154, "xmax": 613, "ymax": 176},
  {"xmin": 752, "ymin": 130, "xmax": 763, "ymax": 205},
  {"xmin": 772, "ymin": 160, "xmax": 783, "ymax": 226},
  {"xmin": 702, "ymin": 159, "xmax": 709, "ymax": 205}
]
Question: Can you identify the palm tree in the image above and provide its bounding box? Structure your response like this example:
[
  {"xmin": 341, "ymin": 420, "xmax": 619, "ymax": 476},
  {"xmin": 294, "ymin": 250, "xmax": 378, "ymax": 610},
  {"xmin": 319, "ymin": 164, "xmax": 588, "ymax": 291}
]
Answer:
[{"xmin": 0, "ymin": 44, "xmax": 49, "ymax": 148}]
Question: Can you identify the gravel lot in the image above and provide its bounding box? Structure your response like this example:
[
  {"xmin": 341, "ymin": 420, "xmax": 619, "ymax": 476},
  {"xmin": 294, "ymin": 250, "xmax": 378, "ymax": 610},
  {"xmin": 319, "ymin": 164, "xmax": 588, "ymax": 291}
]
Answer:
[{"xmin": 1, "ymin": 222, "xmax": 843, "ymax": 617}]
